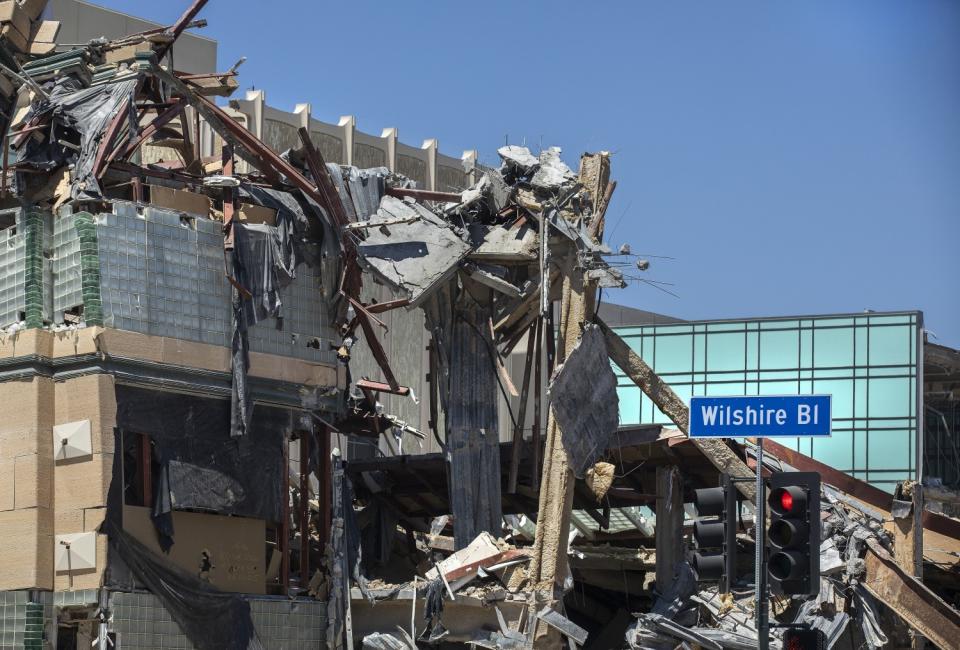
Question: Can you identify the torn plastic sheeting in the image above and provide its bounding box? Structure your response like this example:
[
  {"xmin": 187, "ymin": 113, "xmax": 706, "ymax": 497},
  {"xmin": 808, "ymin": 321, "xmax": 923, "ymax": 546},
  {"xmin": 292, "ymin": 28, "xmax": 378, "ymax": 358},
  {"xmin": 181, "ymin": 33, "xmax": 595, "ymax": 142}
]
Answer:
[
  {"xmin": 356, "ymin": 195, "xmax": 471, "ymax": 307},
  {"xmin": 106, "ymin": 519, "xmax": 264, "ymax": 650},
  {"xmin": 346, "ymin": 166, "xmax": 390, "ymax": 221},
  {"xmin": 236, "ymin": 184, "xmax": 319, "ymax": 265},
  {"xmin": 232, "ymin": 222, "xmax": 297, "ymax": 327},
  {"xmin": 549, "ymin": 323, "xmax": 620, "ymax": 478},
  {"xmin": 166, "ymin": 460, "xmax": 245, "ymax": 511},
  {"xmin": 229, "ymin": 218, "xmax": 304, "ymax": 436},
  {"xmin": 20, "ymin": 77, "xmax": 138, "ymax": 200}
]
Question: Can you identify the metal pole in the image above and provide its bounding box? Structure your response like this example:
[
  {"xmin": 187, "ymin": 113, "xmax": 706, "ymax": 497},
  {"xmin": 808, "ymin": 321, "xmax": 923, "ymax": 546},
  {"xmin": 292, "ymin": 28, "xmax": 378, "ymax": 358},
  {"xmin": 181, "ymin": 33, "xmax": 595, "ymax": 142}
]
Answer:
[{"xmin": 756, "ymin": 438, "xmax": 769, "ymax": 649}]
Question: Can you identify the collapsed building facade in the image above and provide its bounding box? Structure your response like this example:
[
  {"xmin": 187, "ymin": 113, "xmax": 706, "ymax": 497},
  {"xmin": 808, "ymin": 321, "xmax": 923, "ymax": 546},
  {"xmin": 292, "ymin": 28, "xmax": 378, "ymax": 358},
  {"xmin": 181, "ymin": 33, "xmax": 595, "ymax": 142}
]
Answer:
[{"xmin": 0, "ymin": 1, "xmax": 958, "ymax": 649}]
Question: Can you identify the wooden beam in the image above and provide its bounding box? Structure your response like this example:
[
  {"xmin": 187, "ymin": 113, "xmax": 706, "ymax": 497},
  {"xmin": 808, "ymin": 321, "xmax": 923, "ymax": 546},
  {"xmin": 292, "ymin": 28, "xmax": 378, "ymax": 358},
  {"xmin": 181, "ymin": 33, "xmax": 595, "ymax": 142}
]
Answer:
[
  {"xmin": 597, "ymin": 317, "xmax": 758, "ymax": 504},
  {"xmin": 863, "ymin": 538, "xmax": 960, "ymax": 649}
]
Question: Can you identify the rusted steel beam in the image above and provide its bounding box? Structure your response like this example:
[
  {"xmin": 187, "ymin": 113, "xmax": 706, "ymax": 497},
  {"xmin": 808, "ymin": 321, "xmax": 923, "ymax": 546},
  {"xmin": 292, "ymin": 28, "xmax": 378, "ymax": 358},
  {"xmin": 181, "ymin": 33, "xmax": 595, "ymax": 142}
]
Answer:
[
  {"xmin": 155, "ymin": 0, "xmax": 210, "ymax": 60},
  {"xmin": 92, "ymin": 96, "xmax": 131, "ymax": 178},
  {"xmin": 597, "ymin": 316, "xmax": 758, "ymax": 504},
  {"xmin": 353, "ymin": 307, "xmax": 400, "ymax": 393},
  {"xmin": 761, "ymin": 437, "xmax": 960, "ymax": 540},
  {"xmin": 385, "ymin": 187, "xmax": 462, "ymax": 203},
  {"xmin": 863, "ymin": 538, "xmax": 960, "ymax": 649},
  {"xmin": 117, "ymin": 96, "xmax": 187, "ymax": 161},
  {"xmin": 296, "ymin": 127, "xmax": 350, "ymax": 229},
  {"xmin": 355, "ymin": 379, "xmax": 410, "ymax": 396},
  {"xmin": 364, "ymin": 298, "xmax": 410, "ymax": 314}
]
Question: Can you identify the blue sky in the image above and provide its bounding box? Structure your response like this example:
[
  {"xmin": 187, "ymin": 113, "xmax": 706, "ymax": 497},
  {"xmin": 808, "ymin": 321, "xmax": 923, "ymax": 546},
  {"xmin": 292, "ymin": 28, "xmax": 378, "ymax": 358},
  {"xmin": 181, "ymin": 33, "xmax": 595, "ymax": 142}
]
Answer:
[{"xmin": 97, "ymin": 1, "xmax": 959, "ymax": 347}]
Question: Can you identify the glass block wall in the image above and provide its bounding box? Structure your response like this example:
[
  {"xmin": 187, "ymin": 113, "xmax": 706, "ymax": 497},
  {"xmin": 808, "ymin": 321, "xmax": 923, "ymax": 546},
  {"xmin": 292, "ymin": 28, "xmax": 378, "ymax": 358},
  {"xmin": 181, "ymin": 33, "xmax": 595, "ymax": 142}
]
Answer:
[
  {"xmin": 50, "ymin": 201, "xmax": 336, "ymax": 365},
  {"xmin": 614, "ymin": 312, "xmax": 922, "ymax": 493}
]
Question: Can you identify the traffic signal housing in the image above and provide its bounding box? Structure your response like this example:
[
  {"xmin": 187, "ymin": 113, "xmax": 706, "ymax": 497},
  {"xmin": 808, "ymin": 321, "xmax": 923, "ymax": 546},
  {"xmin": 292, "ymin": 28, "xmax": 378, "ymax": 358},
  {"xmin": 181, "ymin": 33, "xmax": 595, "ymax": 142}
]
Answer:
[
  {"xmin": 692, "ymin": 474, "xmax": 737, "ymax": 592},
  {"xmin": 782, "ymin": 627, "xmax": 826, "ymax": 650},
  {"xmin": 767, "ymin": 472, "xmax": 820, "ymax": 596}
]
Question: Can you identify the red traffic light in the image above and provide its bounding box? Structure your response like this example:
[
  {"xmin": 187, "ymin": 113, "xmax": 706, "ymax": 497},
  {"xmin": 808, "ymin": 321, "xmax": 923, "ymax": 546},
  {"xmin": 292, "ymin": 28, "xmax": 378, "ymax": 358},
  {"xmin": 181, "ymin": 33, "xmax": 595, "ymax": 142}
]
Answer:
[
  {"xmin": 769, "ymin": 486, "xmax": 807, "ymax": 516},
  {"xmin": 780, "ymin": 490, "xmax": 794, "ymax": 512}
]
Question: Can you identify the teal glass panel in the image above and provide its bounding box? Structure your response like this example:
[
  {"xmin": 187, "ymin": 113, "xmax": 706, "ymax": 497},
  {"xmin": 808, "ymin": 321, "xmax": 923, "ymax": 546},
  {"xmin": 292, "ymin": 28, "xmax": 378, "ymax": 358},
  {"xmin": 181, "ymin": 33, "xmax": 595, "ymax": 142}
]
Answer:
[
  {"xmin": 617, "ymin": 386, "xmax": 641, "ymax": 426},
  {"xmin": 869, "ymin": 325, "xmax": 911, "ymax": 366},
  {"xmin": 653, "ymin": 333, "xmax": 692, "ymax": 373},
  {"xmin": 812, "ymin": 379, "xmax": 853, "ymax": 419},
  {"xmin": 867, "ymin": 377, "xmax": 911, "ymax": 418},
  {"xmin": 814, "ymin": 327, "xmax": 854, "ymax": 367},
  {"xmin": 760, "ymin": 380, "xmax": 803, "ymax": 396},
  {"xmin": 853, "ymin": 431, "xmax": 867, "ymax": 471},
  {"xmin": 812, "ymin": 431, "xmax": 853, "ymax": 472},
  {"xmin": 746, "ymin": 331, "xmax": 759, "ymax": 370},
  {"xmin": 760, "ymin": 330, "xmax": 800, "ymax": 370},
  {"xmin": 706, "ymin": 332, "xmax": 746, "ymax": 371},
  {"xmin": 693, "ymin": 333, "xmax": 706, "ymax": 372},
  {"xmin": 799, "ymin": 327, "xmax": 813, "ymax": 369},
  {"xmin": 705, "ymin": 322, "xmax": 746, "ymax": 333},
  {"xmin": 866, "ymin": 429, "xmax": 912, "ymax": 472}
]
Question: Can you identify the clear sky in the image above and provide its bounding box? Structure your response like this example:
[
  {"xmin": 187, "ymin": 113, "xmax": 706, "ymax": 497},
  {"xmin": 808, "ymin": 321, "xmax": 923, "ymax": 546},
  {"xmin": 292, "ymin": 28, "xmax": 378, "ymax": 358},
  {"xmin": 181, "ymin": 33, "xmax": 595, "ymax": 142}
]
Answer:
[{"xmin": 95, "ymin": 1, "xmax": 960, "ymax": 347}]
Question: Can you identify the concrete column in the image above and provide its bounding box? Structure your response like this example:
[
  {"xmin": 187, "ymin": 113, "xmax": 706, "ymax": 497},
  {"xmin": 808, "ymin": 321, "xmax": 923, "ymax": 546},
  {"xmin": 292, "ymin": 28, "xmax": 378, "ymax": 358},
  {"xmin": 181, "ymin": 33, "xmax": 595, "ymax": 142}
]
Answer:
[
  {"xmin": 245, "ymin": 89, "xmax": 265, "ymax": 140},
  {"xmin": 294, "ymin": 102, "xmax": 311, "ymax": 132},
  {"xmin": 338, "ymin": 115, "xmax": 355, "ymax": 166},
  {"xmin": 381, "ymin": 128, "xmax": 397, "ymax": 172},
  {"xmin": 421, "ymin": 138, "xmax": 438, "ymax": 191},
  {"xmin": 462, "ymin": 150, "xmax": 479, "ymax": 186}
]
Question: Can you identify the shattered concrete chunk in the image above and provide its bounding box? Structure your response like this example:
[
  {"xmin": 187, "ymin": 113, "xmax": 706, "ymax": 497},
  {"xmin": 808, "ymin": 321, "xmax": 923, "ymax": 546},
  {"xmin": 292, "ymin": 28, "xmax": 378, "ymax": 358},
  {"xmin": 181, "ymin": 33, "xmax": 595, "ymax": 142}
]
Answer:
[
  {"xmin": 357, "ymin": 195, "xmax": 471, "ymax": 307},
  {"xmin": 531, "ymin": 146, "xmax": 575, "ymax": 190},
  {"xmin": 497, "ymin": 144, "xmax": 539, "ymax": 171},
  {"xmin": 549, "ymin": 324, "xmax": 620, "ymax": 478}
]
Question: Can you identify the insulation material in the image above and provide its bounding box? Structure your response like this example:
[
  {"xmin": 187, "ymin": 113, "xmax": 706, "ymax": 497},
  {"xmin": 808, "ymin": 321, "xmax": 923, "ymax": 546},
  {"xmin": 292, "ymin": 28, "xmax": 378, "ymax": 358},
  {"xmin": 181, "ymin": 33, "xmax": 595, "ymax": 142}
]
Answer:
[{"xmin": 549, "ymin": 324, "xmax": 620, "ymax": 478}]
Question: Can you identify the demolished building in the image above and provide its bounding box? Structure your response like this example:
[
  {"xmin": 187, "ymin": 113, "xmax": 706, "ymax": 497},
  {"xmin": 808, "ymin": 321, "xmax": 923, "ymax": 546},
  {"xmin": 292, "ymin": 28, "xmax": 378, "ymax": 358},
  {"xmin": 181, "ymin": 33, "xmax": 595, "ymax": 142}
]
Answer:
[{"xmin": 0, "ymin": 1, "xmax": 958, "ymax": 649}]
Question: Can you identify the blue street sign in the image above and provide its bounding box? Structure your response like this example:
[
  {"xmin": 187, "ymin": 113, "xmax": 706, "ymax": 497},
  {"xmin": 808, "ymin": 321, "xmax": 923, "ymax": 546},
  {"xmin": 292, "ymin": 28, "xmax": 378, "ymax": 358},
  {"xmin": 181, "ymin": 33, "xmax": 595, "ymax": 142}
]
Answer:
[{"xmin": 689, "ymin": 395, "xmax": 831, "ymax": 438}]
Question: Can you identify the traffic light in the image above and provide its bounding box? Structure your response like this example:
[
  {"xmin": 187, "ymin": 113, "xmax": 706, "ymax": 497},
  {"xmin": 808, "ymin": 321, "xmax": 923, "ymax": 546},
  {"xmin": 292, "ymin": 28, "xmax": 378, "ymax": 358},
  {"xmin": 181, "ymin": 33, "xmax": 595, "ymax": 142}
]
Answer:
[
  {"xmin": 767, "ymin": 472, "xmax": 820, "ymax": 596},
  {"xmin": 692, "ymin": 474, "xmax": 737, "ymax": 591},
  {"xmin": 782, "ymin": 627, "xmax": 826, "ymax": 650}
]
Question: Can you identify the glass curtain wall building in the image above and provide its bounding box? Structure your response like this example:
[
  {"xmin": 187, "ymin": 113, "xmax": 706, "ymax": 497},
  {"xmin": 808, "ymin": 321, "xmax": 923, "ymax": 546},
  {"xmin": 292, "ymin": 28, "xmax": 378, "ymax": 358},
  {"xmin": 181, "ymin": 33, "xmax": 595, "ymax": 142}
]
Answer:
[{"xmin": 614, "ymin": 311, "xmax": 923, "ymax": 493}]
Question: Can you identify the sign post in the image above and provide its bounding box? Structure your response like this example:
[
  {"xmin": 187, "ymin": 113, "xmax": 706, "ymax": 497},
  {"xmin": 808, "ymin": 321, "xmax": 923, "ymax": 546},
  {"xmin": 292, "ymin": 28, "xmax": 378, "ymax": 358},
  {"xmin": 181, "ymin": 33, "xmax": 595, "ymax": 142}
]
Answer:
[{"xmin": 689, "ymin": 395, "xmax": 831, "ymax": 649}]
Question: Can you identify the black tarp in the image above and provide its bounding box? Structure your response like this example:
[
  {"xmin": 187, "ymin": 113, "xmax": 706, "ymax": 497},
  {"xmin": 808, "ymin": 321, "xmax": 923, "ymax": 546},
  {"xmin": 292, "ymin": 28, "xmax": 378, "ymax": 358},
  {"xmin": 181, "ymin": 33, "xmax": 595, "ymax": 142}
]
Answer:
[
  {"xmin": 228, "ymin": 185, "xmax": 328, "ymax": 437},
  {"xmin": 115, "ymin": 384, "xmax": 292, "ymax": 549},
  {"xmin": 104, "ymin": 429, "xmax": 265, "ymax": 650},
  {"xmin": 18, "ymin": 76, "xmax": 138, "ymax": 200}
]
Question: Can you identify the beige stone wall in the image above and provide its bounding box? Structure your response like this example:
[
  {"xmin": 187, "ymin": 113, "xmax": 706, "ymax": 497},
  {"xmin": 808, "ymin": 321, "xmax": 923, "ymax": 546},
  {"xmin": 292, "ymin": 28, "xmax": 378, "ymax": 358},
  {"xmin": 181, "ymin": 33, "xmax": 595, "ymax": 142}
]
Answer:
[
  {"xmin": 52, "ymin": 373, "xmax": 116, "ymax": 591},
  {"xmin": 0, "ymin": 325, "xmax": 341, "ymax": 591},
  {"xmin": 0, "ymin": 376, "xmax": 55, "ymax": 590}
]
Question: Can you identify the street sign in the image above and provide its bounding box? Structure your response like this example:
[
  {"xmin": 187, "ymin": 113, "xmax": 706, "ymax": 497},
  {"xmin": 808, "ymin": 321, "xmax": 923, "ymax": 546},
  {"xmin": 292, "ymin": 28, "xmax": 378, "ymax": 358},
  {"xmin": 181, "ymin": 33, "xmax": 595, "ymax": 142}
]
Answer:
[{"xmin": 689, "ymin": 395, "xmax": 831, "ymax": 438}]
